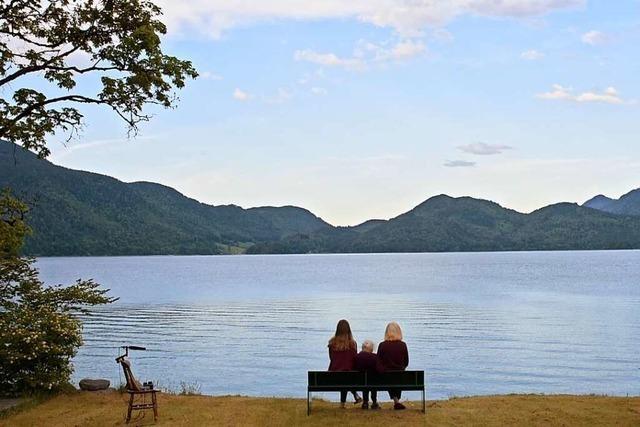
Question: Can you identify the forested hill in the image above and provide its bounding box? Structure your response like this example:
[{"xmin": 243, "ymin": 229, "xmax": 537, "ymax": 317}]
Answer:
[
  {"xmin": 247, "ymin": 195, "xmax": 640, "ymax": 254},
  {"xmin": 0, "ymin": 140, "xmax": 330, "ymax": 255},
  {"xmin": 2, "ymin": 140, "xmax": 640, "ymax": 256}
]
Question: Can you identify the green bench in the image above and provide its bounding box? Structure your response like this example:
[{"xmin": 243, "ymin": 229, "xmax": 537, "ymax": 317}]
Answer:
[{"xmin": 307, "ymin": 370, "xmax": 426, "ymax": 415}]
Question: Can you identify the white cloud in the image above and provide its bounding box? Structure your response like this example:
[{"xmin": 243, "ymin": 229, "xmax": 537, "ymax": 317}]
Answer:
[
  {"xmin": 581, "ymin": 30, "xmax": 607, "ymax": 46},
  {"xmin": 232, "ymin": 88, "xmax": 295, "ymax": 104},
  {"xmin": 294, "ymin": 49, "xmax": 365, "ymax": 71},
  {"xmin": 536, "ymin": 84, "xmax": 631, "ymax": 104},
  {"xmin": 458, "ymin": 142, "xmax": 513, "ymax": 155},
  {"xmin": 200, "ymin": 71, "xmax": 223, "ymax": 80},
  {"xmin": 296, "ymin": 39, "xmax": 425, "ymax": 72},
  {"xmin": 444, "ymin": 160, "xmax": 476, "ymax": 167},
  {"xmin": 266, "ymin": 88, "xmax": 293, "ymax": 104},
  {"xmin": 520, "ymin": 49, "xmax": 544, "ymax": 60},
  {"xmin": 49, "ymin": 135, "xmax": 158, "ymax": 161},
  {"xmin": 232, "ymin": 88, "xmax": 251, "ymax": 101},
  {"xmin": 432, "ymin": 28, "xmax": 454, "ymax": 43},
  {"xmin": 154, "ymin": 0, "xmax": 584, "ymax": 39},
  {"xmin": 535, "ymin": 84, "xmax": 574, "ymax": 101},
  {"xmin": 574, "ymin": 87, "xmax": 629, "ymax": 104},
  {"xmin": 391, "ymin": 39, "xmax": 426, "ymax": 60},
  {"xmin": 311, "ymin": 87, "xmax": 327, "ymax": 95}
]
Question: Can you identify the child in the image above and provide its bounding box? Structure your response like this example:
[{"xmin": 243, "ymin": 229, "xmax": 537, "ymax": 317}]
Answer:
[{"xmin": 354, "ymin": 339, "xmax": 382, "ymax": 410}]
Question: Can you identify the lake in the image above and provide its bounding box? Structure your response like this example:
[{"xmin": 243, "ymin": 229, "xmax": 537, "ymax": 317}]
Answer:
[{"xmin": 36, "ymin": 251, "xmax": 640, "ymax": 400}]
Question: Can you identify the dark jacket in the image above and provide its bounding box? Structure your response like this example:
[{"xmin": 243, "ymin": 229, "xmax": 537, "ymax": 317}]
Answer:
[
  {"xmin": 377, "ymin": 340, "xmax": 408, "ymax": 371},
  {"xmin": 328, "ymin": 343, "xmax": 357, "ymax": 371},
  {"xmin": 354, "ymin": 351, "xmax": 383, "ymax": 374}
]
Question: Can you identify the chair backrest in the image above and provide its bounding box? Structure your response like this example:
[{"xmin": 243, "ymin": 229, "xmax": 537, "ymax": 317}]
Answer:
[{"xmin": 119, "ymin": 358, "xmax": 142, "ymax": 392}]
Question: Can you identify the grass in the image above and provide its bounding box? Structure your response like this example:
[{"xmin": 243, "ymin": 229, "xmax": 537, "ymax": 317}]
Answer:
[{"xmin": 1, "ymin": 392, "xmax": 638, "ymax": 426}]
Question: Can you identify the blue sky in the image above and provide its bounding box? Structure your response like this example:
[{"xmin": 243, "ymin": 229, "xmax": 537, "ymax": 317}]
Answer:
[{"xmin": 48, "ymin": 0, "xmax": 640, "ymax": 225}]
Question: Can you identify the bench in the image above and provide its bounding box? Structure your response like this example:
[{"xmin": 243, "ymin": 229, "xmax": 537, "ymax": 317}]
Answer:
[{"xmin": 307, "ymin": 370, "xmax": 425, "ymax": 415}]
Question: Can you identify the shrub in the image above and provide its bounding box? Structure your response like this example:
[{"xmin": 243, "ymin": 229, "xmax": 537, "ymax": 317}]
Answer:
[{"xmin": 0, "ymin": 190, "xmax": 116, "ymax": 396}]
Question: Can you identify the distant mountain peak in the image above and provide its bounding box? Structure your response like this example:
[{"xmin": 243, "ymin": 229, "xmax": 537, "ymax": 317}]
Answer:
[
  {"xmin": 583, "ymin": 188, "xmax": 640, "ymax": 216},
  {"xmin": 584, "ymin": 194, "xmax": 613, "ymax": 206},
  {"xmin": 425, "ymin": 194, "xmax": 454, "ymax": 202},
  {"xmin": 619, "ymin": 188, "xmax": 640, "ymax": 201},
  {"xmin": 411, "ymin": 193, "xmax": 509, "ymax": 214}
]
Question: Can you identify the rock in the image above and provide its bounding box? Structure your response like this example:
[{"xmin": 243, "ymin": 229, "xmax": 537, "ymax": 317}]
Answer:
[
  {"xmin": 0, "ymin": 398, "xmax": 25, "ymax": 413},
  {"xmin": 79, "ymin": 379, "xmax": 110, "ymax": 391}
]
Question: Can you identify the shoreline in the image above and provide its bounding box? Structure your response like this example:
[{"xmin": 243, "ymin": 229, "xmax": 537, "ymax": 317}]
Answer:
[{"xmin": 32, "ymin": 248, "xmax": 640, "ymax": 259}]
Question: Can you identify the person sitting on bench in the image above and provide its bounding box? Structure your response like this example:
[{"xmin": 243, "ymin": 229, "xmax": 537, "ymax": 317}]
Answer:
[
  {"xmin": 378, "ymin": 322, "xmax": 409, "ymax": 410},
  {"xmin": 328, "ymin": 319, "xmax": 362, "ymax": 408},
  {"xmin": 354, "ymin": 339, "xmax": 383, "ymax": 410}
]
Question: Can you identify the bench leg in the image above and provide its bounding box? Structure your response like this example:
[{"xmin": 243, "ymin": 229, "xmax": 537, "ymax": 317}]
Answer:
[
  {"xmin": 307, "ymin": 391, "xmax": 311, "ymax": 416},
  {"xmin": 422, "ymin": 388, "xmax": 426, "ymax": 413}
]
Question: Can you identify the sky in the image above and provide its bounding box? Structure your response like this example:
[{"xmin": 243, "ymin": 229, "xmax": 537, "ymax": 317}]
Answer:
[{"xmin": 46, "ymin": 0, "xmax": 640, "ymax": 226}]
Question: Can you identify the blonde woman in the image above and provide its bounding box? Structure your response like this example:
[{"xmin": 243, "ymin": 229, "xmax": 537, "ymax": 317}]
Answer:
[
  {"xmin": 328, "ymin": 319, "xmax": 362, "ymax": 407},
  {"xmin": 377, "ymin": 322, "xmax": 409, "ymax": 410}
]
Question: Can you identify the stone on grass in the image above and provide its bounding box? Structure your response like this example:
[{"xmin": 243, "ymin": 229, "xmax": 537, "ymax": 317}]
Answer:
[{"xmin": 79, "ymin": 379, "xmax": 110, "ymax": 391}]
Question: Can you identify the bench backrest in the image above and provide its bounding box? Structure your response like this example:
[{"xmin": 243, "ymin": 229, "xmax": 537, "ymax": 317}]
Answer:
[
  {"xmin": 309, "ymin": 371, "xmax": 366, "ymax": 388},
  {"xmin": 308, "ymin": 370, "xmax": 424, "ymax": 390},
  {"xmin": 367, "ymin": 371, "xmax": 424, "ymax": 387}
]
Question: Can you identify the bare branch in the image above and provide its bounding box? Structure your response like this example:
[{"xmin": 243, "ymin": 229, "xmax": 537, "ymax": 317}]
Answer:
[
  {"xmin": 0, "ymin": 94, "xmax": 99, "ymax": 134},
  {"xmin": 47, "ymin": 63, "xmax": 120, "ymax": 75}
]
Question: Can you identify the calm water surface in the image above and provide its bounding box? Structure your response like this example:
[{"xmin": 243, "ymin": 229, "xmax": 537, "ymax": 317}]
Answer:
[{"xmin": 36, "ymin": 251, "xmax": 640, "ymax": 399}]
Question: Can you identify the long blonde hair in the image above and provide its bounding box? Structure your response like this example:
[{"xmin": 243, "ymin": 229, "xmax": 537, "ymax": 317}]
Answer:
[
  {"xmin": 384, "ymin": 322, "xmax": 403, "ymax": 341},
  {"xmin": 328, "ymin": 319, "xmax": 356, "ymax": 351}
]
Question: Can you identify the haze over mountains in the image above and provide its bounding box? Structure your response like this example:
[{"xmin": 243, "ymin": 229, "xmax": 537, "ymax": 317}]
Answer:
[{"xmin": 2, "ymin": 140, "xmax": 640, "ymax": 256}]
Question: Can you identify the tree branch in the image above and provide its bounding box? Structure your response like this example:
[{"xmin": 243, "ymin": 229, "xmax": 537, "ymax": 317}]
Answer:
[
  {"xmin": 0, "ymin": 44, "xmax": 82, "ymax": 87},
  {"xmin": 0, "ymin": 29, "xmax": 65, "ymax": 49},
  {"xmin": 0, "ymin": 94, "xmax": 101, "ymax": 136},
  {"xmin": 47, "ymin": 62, "xmax": 121, "ymax": 75}
]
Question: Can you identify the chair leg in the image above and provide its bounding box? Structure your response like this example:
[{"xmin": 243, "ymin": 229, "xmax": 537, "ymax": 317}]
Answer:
[
  {"xmin": 307, "ymin": 391, "xmax": 311, "ymax": 416},
  {"xmin": 152, "ymin": 392, "xmax": 158, "ymax": 421},
  {"xmin": 126, "ymin": 393, "xmax": 134, "ymax": 423},
  {"xmin": 422, "ymin": 388, "xmax": 426, "ymax": 413}
]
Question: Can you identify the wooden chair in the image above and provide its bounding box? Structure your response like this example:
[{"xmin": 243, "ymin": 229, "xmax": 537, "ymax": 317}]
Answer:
[{"xmin": 116, "ymin": 357, "xmax": 159, "ymax": 423}]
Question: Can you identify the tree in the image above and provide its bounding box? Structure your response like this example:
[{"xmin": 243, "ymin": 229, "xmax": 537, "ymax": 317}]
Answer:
[
  {"xmin": 0, "ymin": 190, "xmax": 117, "ymax": 395},
  {"xmin": 0, "ymin": 0, "xmax": 198, "ymax": 158}
]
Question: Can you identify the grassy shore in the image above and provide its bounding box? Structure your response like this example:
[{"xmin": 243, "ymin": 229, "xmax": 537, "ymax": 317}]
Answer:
[{"xmin": 1, "ymin": 392, "xmax": 638, "ymax": 426}]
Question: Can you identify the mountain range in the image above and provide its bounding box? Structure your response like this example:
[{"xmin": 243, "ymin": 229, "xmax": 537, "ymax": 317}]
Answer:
[{"xmin": 2, "ymin": 140, "xmax": 640, "ymax": 256}]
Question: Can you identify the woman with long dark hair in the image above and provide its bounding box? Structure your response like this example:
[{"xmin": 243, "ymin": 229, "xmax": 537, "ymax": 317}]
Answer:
[{"xmin": 328, "ymin": 319, "xmax": 362, "ymax": 407}]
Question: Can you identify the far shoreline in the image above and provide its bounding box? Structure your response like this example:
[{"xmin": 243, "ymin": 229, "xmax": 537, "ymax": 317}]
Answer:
[{"xmin": 31, "ymin": 247, "xmax": 640, "ymax": 259}]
